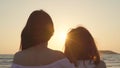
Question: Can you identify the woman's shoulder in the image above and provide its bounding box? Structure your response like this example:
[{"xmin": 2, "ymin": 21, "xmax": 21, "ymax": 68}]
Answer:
[
  {"xmin": 13, "ymin": 50, "xmax": 34, "ymax": 65},
  {"xmin": 13, "ymin": 51, "xmax": 22, "ymax": 59},
  {"xmin": 13, "ymin": 51, "xmax": 24, "ymax": 63},
  {"xmin": 96, "ymin": 60, "xmax": 106, "ymax": 68},
  {"xmin": 13, "ymin": 49, "xmax": 69, "ymax": 66}
]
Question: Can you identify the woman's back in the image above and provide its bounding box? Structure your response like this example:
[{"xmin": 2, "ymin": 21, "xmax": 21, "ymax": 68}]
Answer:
[
  {"xmin": 12, "ymin": 45, "xmax": 74, "ymax": 68},
  {"xmin": 13, "ymin": 45, "xmax": 66, "ymax": 66}
]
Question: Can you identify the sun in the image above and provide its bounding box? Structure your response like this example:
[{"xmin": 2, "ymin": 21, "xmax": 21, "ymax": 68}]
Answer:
[
  {"xmin": 55, "ymin": 31, "xmax": 67, "ymax": 43},
  {"xmin": 59, "ymin": 32, "xmax": 67, "ymax": 41},
  {"xmin": 48, "ymin": 31, "xmax": 67, "ymax": 52}
]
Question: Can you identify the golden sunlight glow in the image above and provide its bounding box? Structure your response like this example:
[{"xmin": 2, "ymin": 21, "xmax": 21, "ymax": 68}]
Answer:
[
  {"xmin": 48, "ymin": 31, "xmax": 67, "ymax": 52},
  {"xmin": 56, "ymin": 31, "xmax": 67, "ymax": 52},
  {"xmin": 55, "ymin": 31, "xmax": 67, "ymax": 45},
  {"xmin": 58, "ymin": 32, "xmax": 67, "ymax": 41}
]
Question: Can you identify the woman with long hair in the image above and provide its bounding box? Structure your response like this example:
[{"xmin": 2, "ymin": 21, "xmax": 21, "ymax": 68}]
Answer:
[
  {"xmin": 64, "ymin": 26, "xmax": 106, "ymax": 68},
  {"xmin": 12, "ymin": 10, "xmax": 74, "ymax": 68}
]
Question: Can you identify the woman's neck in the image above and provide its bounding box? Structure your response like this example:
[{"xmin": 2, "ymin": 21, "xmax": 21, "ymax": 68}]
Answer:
[
  {"xmin": 36, "ymin": 42, "xmax": 48, "ymax": 48},
  {"xmin": 28, "ymin": 42, "xmax": 48, "ymax": 51}
]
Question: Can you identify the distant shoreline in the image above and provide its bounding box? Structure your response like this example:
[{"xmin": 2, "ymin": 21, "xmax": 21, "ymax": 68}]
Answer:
[{"xmin": 99, "ymin": 50, "xmax": 119, "ymax": 54}]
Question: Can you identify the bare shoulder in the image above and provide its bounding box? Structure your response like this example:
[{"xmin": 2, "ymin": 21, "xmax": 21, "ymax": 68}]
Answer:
[
  {"xmin": 96, "ymin": 60, "xmax": 106, "ymax": 68},
  {"xmin": 13, "ymin": 50, "xmax": 33, "ymax": 65},
  {"xmin": 13, "ymin": 51, "xmax": 23, "ymax": 63}
]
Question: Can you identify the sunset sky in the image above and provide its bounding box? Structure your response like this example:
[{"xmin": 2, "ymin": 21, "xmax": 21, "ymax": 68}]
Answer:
[{"xmin": 0, "ymin": 0, "xmax": 120, "ymax": 54}]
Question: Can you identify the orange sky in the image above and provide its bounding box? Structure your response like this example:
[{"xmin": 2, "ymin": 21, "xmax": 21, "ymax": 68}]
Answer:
[{"xmin": 0, "ymin": 0, "xmax": 120, "ymax": 54}]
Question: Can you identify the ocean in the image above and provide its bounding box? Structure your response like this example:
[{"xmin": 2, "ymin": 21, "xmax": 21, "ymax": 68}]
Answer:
[{"xmin": 0, "ymin": 54, "xmax": 120, "ymax": 68}]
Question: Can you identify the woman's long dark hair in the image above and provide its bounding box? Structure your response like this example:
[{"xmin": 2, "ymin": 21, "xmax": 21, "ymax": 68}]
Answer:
[
  {"xmin": 64, "ymin": 26, "xmax": 100, "ymax": 66},
  {"xmin": 20, "ymin": 10, "xmax": 54, "ymax": 50}
]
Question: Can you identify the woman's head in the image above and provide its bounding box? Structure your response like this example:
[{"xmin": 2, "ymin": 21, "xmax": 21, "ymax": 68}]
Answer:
[
  {"xmin": 64, "ymin": 26, "xmax": 100, "ymax": 65},
  {"xmin": 21, "ymin": 10, "xmax": 54, "ymax": 50}
]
